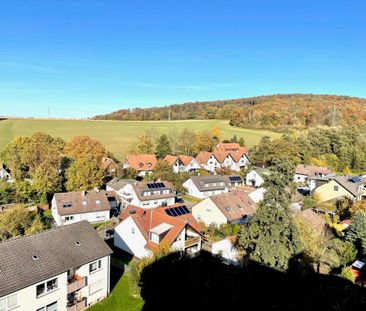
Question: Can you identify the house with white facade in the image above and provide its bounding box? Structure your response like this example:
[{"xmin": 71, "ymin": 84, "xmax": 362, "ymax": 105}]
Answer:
[
  {"xmin": 114, "ymin": 204, "xmax": 202, "ymax": 258},
  {"xmin": 123, "ymin": 154, "xmax": 157, "ymax": 177},
  {"xmin": 248, "ymin": 187, "xmax": 267, "ymax": 203},
  {"xmin": 0, "ymin": 164, "xmax": 13, "ymax": 183},
  {"xmin": 163, "ymin": 155, "xmax": 200, "ymax": 173},
  {"xmin": 192, "ymin": 189, "xmax": 257, "ymax": 226},
  {"xmin": 245, "ymin": 167, "xmax": 270, "ymax": 188},
  {"xmin": 209, "ymin": 237, "xmax": 239, "ymax": 265},
  {"xmin": 183, "ymin": 175, "xmax": 243, "ymax": 199},
  {"xmin": 294, "ymin": 164, "xmax": 333, "ymax": 183},
  {"xmin": 0, "ymin": 221, "xmax": 112, "ymax": 311},
  {"xmin": 117, "ymin": 181, "xmax": 176, "ymax": 209},
  {"xmin": 51, "ymin": 190, "xmax": 111, "ymax": 226},
  {"xmin": 195, "ymin": 151, "xmax": 220, "ymax": 173}
]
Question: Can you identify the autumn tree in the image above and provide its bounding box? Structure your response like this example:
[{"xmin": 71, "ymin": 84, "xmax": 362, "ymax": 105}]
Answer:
[
  {"xmin": 192, "ymin": 131, "xmax": 215, "ymax": 155},
  {"xmin": 296, "ymin": 217, "xmax": 337, "ymax": 273},
  {"xmin": 65, "ymin": 156, "xmax": 104, "ymax": 191},
  {"xmin": 155, "ymin": 134, "xmax": 172, "ymax": 159},
  {"xmin": 176, "ymin": 128, "xmax": 195, "ymax": 155},
  {"xmin": 135, "ymin": 134, "xmax": 154, "ymax": 154},
  {"xmin": 32, "ymin": 162, "xmax": 62, "ymax": 202},
  {"xmin": 0, "ymin": 205, "xmax": 32, "ymax": 241},
  {"xmin": 65, "ymin": 135, "xmax": 106, "ymax": 164}
]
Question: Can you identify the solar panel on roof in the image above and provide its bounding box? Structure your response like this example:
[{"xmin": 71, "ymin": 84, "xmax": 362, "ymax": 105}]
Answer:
[
  {"xmin": 176, "ymin": 206, "xmax": 185, "ymax": 215},
  {"xmin": 181, "ymin": 205, "xmax": 190, "ymax": 214},
  {"xmin": 165, "ymin": 209, "xmax": 174, "ymax": 217}
]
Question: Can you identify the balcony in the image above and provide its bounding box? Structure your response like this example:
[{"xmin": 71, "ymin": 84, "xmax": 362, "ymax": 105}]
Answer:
[
  {"xmin": 185, "ymin": 236, "xmax": 201, "ymax": 248},
  {"xmin": 67, "ymin": 275, "xmax": 86, "ymax": 294},
  {"xmin": 67, "ymin": 298, "xmax": 87, "ymax": 311}
]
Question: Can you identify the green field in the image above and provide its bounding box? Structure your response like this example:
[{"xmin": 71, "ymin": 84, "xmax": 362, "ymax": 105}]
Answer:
[{"xmin": 0, "ymin": 119, "xmax": 280, "ymax": 160}]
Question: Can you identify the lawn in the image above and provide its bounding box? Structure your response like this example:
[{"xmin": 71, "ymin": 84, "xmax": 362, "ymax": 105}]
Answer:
[
  {"xmin": 87, "ymin": 273, "xmax": 144, "ymax": 311},
  {"xmin": 0, "ymin": 118, "xmax": 280, "ymax": 160}
]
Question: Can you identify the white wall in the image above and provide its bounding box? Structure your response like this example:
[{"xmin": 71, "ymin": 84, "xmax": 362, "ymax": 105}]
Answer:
[
  {"xmin": 245, "ymin": 170, "xmax": 265, "ymax": 188},
  {"xmin": 202, "ymin": 155, "xmax": 220, "ymax": 173},
  {"xmin": 114, "ymin": 217, "xmax": 151, "ymax": 258},
  {"xmin": 186, "ymin": 159, "xmax": 200, "ymax": 172},
  {"xmin": 183, "ymin": 179, "xmax": 228, "ymax": 199},
  {"xmin": 120, "ymin": 183, "xmax": 175, "ymax": 209},
  {"xmin": 294, "ymin": 174, "xmax": 307, "ymax": 183},
  {"xmin": 192, "ymin": 198, "xmax": 227, "ymax": 226},
  {"xmin": 0, "ymin": 168, "xmax": 13, "ymax": 183},
  {"xmin": 248, "ymin": 187, "xmax": 267, "ymax": 203},
  {"xmin": 0, "ymin": 255, "xmax": 110, "ymax": 311},
  {"xmin": 51, "ymin": 197, "xmax": 110, "ymax": 227},
  {"xmin": 211, "ymin": 239, "xmax": 238, "ymax": 264}
]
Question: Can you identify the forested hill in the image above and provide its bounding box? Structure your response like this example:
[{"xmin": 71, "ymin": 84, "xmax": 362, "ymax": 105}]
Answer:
[{"xmin": 93, "ymin": 94, "xmax": 366, "ymax": 131}]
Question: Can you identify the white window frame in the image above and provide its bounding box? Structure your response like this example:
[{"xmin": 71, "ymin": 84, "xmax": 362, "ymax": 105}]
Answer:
[
  {"xmin": 0, "ymin": 293, "xmax": 17, "ymax": 311},
  {"xmin": 36, "ymin": 278, "xmax": 58, "ymax": 298}
]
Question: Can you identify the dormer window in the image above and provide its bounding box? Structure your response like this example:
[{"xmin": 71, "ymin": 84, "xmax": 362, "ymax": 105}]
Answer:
[
  {"xmin": 82, "ymin": 201, "xmax": 87, "ymax": 206},
  {"xmin": 62, "ymin": 202, "xmax": 72, "ymax": 208},
  {"xmin": 225, "ymin": 206, "xmax": 233, "ymax": 212},
  {"xmin": 96, "ymin": 200, "xmax": 101, "ymax": 205}
]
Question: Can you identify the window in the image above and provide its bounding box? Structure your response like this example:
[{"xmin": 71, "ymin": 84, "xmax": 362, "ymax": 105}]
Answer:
[
  {"xmin": 96, "ymin": 200, "xmax": 101, "ymax": 205},
  {"xmin": 0, "ymin": 294, "xmax": 17, "ymax": 311},
  {"xmin": 82, "ymin": 201, "xmax": 87, "ymax": 206},
  {"xmin": 37, "ymin": 301, "xmax": 58, "ymax": 311},
  {"xmin": 225, "ymin": 206, "xmax": 233, "ymax": 212},
  {"xmin": 131, "ymin": 228, "xmax": 135, "ymax": 234},
  {"xmin": 62, "ymin": 202, "xmax": 72, "ymax": 208},
  {"xmin": 334, "ymin": 186, "xmax": 339, "ymax": 191},
  {"xmin": 36, "ymin": 278, "xmax": 58, "ymax": 297},
  {"xmin": 65, "ymin": 216, "xmax": 74, "ymax": 221},
  {"xmin": 89, "ymin": 279, "xmax": 104, "ymax": 295},
  {"xmin": 89, "ymin": 260, "xmax": 102, "ymax": 273}
]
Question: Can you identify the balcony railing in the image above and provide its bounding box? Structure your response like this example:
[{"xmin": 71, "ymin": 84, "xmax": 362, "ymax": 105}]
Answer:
[
  {"xmin": 67, "ymin": 298, "xmax": 87, "ymax": 311},
  {"xmin": 67, "ymin": 276, "xmax": 86, "ymax": 294},
  {"xmin": 185, "ymin": 236, "xmax": 201, "ymax": 248}
]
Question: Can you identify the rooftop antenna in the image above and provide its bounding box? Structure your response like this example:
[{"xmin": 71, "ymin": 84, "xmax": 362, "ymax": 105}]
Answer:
[{"xmin": 168, "ymin": 106, "xmax": 171, "ymax": 121}]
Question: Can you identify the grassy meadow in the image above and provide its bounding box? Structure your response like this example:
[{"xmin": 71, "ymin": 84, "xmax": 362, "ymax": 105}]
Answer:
[{"xmin": 0, "ymin": 119, "xmax": 280, "ymax": 160}]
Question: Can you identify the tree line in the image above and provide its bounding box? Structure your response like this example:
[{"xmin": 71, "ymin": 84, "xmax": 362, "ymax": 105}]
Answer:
[
  {"xmin": 93, "ymin": 94, "xmax": 366, "ymax": 131},
  {"xmin": 0, "ymin": 133, "xmax": 111, "ymax": 205}
]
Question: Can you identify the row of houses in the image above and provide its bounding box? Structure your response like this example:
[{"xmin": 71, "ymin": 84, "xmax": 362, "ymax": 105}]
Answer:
[{"xmin": 123, "ymin": 143, "xmax": 250, "ymax": 176}]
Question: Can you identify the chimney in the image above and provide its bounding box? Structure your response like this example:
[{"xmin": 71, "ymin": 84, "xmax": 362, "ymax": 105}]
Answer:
[
  {"xmin": 94, "ymin": 187, "xmax": 100, "ymax": 192},
  {"xmin": 82, "ymin": 190, "xmax": 86, "ymax": 197}
]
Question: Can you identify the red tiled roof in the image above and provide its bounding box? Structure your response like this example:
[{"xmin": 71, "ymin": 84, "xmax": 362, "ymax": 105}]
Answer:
[
  {"xmin": 179, "ymin": 155, "xmax": 194, "ymax": 166},
  {"xmin": 163, "ymin": 155, "xmax": 178, "ymax": 166},
  {"xmin": 195, "ymin": 151, "xmax": 215, "ymax": 165},
  {"xmin": 216, "ymin": 143, "xmax": 241, "ymax": 152},
  {"xmin": 118, "ymin": 205, "xmax": 202, "ymax": 250},
  {"xmin": 126, "ymin": 154, "xmax": 157, "ymax": 171}
]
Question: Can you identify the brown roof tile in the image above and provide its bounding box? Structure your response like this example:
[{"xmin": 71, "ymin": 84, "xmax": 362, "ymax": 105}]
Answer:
[
  {"xmin": 54, "ymin": 190, "xmax": 110, "ymax": 216},
  {"xmin": 210, "ymin": 190, "xmax": 257, "ymax": 223}
]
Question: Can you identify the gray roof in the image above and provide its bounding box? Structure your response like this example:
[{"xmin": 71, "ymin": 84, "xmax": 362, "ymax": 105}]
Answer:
[
  {"xmin": 333, "ymin": 176, "xmax": 365, "ymax": 197},
  {"xmin": 189, "ymin": 175, "xmax": 229, "ymax": 192},
  {"xmin": 0, "ymin": 221, "xmax": 112, "ymax": 297},
  {"xmin": 107, "ymin": 178, "xmax": 136, "ymax": 191}
]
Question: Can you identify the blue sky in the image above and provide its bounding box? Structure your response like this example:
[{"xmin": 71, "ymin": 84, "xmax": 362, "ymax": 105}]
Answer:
[{"xmin": 0, "ymin": 0, "xmax": 365, "ymax": 118}]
